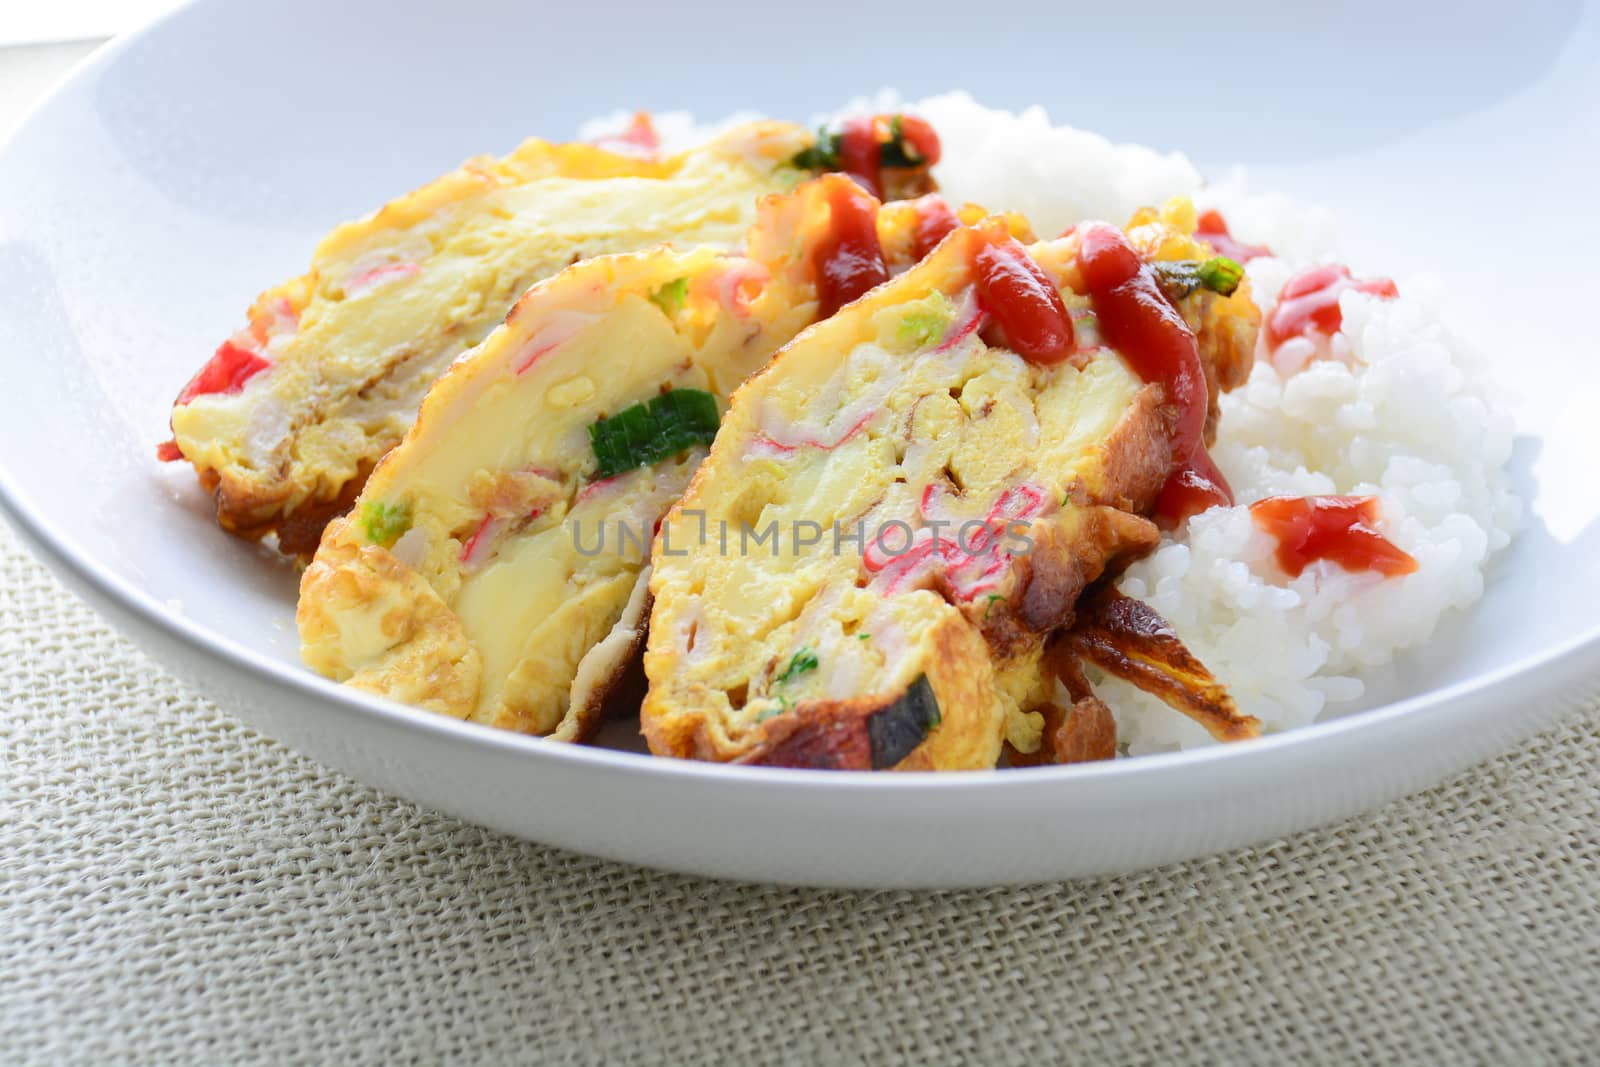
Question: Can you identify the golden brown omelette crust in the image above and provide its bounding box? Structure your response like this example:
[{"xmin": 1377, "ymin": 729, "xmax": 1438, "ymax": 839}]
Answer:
[
  {"xmin": 180, "ymin": 129, "xmax": 948, "ymax": 559},
  {"xmin": 1063, "ymin": 587, "xmax": 1260, "ymax": 742},
  {"xmin": 1125, "ymin": 201, "xmax": 1260, "ymax": 444},
  {"xmin": 728, "ymin": 612, "xmax": 1000, "ymax": 771},
  {"xmin": 298, "ymin": 509, "xmax": 648, "ymax": 742},
  {"xmin": 1006, "ymin": 695, "xmax": 1118, "ymax": 766},
  {"xmin": 558, "ymin": 593, "xmax": 653, "ymax": 744},
  {"xmin": 297, "ymin": 525, "xmax": 482, "ymax": 717},
  {"xmin": 655, "ymin": 216, "xmax": 1260, "ymax": 770}
]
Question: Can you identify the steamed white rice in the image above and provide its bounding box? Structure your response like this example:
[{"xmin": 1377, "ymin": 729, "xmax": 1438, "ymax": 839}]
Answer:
[{"xmin": 584, "ymin": 93, "xmax": 1521, "ymax": 753}]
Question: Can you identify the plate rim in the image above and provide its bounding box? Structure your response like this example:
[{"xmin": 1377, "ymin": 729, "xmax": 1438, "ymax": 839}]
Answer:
[
  {"xmin": 2, "ymin": 0, "xmax": 1597, "ymax": 799},
  {"xmin": 5, "ymin": 461, "xmax": 1597, "ymax": 795}
]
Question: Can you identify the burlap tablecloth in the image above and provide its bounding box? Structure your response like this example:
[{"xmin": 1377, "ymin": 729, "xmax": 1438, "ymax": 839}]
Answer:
[
  {"xmin": 3, "ymin": 42, "xmax": 1598, "ymax": 1066},
  {"xmin": 4, "ymin": 521, "xmax": 1599, "ymax": 1065}
]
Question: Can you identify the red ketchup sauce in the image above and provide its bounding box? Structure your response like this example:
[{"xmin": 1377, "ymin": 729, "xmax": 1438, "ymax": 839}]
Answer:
[
  {"xmin": 835, "ymin": 114, "xmax": 942, "ymax": 200},
  {"xmin": 911, "ymin": 194, "xmax": 961, "ymax": 260},
  {"xmin": 1266, "ymin": 264, "xmax": 1398, "ymax": 351},
  {"xmin": 894, "ymin": 115, "xmax": 942, "ymax": 167},
  {"xmin": 1075, "ymin": 223, "xmax": 1223, "ymax": 525},
  {"xmin": 836, "ymin": 116, "xmax": 883, "ymax": 199},
  {"xmin": 1153, "ymin": 447, "xmax": 1233, "ymax": 528},
  {"xmin": 812, "ymin": 181, "xmax": 889, "ymax": 318},
  {"xmin": 1249, "ymin": 495, "xmax": 1417, "ymax": 578},
  {"xmin": 972, "ymin": 238, "xmax": 1074, "ymax": 365},
  {"xmin": 1194, "ymin": 209, "xmax": 1270, "ymax": 264}
]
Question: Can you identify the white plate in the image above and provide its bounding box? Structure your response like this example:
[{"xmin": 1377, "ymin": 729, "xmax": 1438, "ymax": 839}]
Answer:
[{"xmin": 1, "ymin": 0, "xmax": 1597, "ymax": 888}]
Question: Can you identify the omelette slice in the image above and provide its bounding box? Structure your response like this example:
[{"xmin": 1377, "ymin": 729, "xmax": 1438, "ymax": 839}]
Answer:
[
  {"xmin": 295, "ymin": 175, "xmax": 965, "ymax": 738},
  {"xmin": 642, "ymin": 211, "xmax": 1262, "ymax": 770},
  {"xmin": 164, "ymin": 115, "xmax": 940, "ymax": 557}
]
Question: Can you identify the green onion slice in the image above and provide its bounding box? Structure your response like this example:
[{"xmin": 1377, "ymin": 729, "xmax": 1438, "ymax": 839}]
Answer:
[
  {"xmin": 1196, "ymin": 256, "xmax": 1244, "ymax": 296},
  {"xmin": 650, "ymin": 276, "xmax": 689, "ymax": 316},
  {"xmin": 1153, "ymin": 255, "xmax": 1246, "ymax": 302},
  {"xmin": 361, "ymin": 499, "xmax": 412, "ymax": 546},
  {"xmin": 774, "ymin": 647, "xmax": 820, "ymax": 686},
  {"xmin": 789, "ymin": 115, "xmax": 931, "ymax": 173},
  {"xmin": 588, "ymin": 388, "xmax": 721, "ymax": 480}
]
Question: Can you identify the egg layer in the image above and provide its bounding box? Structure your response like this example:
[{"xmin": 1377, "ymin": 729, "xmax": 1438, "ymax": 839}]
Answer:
[
  {"xmin": 171, "ymin": 122, "xmax": 814, "ymax": 555},
  {"xmin": 642, "ymin": 212, "xmax": 1259, "ymax": 770},
  {"xmin": 294, "ymin": 175, "xmax": 931, "ymax": 737}
]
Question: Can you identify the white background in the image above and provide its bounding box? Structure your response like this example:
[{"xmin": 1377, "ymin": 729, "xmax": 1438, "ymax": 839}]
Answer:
[{"xmin": 0, "ymin": 0, "xmax": 180, "ymax": 45}]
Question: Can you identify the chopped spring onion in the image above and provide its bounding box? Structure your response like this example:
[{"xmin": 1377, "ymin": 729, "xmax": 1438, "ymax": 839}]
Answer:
[
  {"xmin": 790, "ymin": 128, "xmax": 841, "ymax": 171},
  {"xmin": 789, "ymin": 115, "xmax": 931, "ymax": 173},
  {"xmin": 588, "ymin": 388, "xmax": 721, "ymax": 480},
  {"xmin": 876, "ymin": 115, "xmax": 928, "ymax": 168},
  {"xmin": 1153, "ymin": 256, "xmax": 1246, "ymax": 301},
  {"xmin": 898, "ymin": 309, "xmax": 948, "ymax": 349},
  {"xmin": 774, "ymin": 647, "xmax": 819, "ymax": 685},
  {"xmin": 361, "ymin": 499, "xmax": 412, "ymax": 546},
  {"xmin": 1196, "ymin": 256, "xmax": 1245, "ymax": 295},
  {"xmin": 650, "ymin": 276, "xmax": 689, "ymax": 316},
  {"xmin": 887, "ymin": 292, "xmax": 953, "ymax": 351}
]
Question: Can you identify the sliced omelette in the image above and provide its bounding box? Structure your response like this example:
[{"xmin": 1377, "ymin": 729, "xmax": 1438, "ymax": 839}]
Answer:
[
  {"xmin": 295, "ymin": 175, "xmax": 966, "ymax": 738},
  {"xmin": 165, "ymin": 115, "xmax": 940, "ymax": 557},
  {"xmin": 642, "ymin": 209, "xmax": 1262, "ymax": 771}
]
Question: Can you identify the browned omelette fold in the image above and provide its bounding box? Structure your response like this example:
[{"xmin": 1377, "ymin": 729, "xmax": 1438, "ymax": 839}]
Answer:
[
  {"xmin": 641, "ymin": 208, "xmax": 1262, "ymax": 770},
  {"xmin": 163, "ymin": 117, "xmax": 940, "ymax": 557},
  {"xmin": 294, "ymin": 176, "xmax": 1010, "ymax": 739}
]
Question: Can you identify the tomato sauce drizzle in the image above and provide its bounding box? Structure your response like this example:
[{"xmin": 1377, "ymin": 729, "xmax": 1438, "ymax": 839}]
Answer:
[
  {"xmin": 894, "ymin": 115, "xmax": 942, "ymax": 168},
  {"xmin": 1194, "ymin": 209, "xmax": 1270, "ymax": 264},
  {"xmin": 1153, "ymin": 447, "xmax": 1233, "ymax": 527},
  {"xmin": 972, "ymin": 238, "xmax": 1074, "ymax": 365},
  {"xmin": 911, "ymin": 194, "xmax": 961, "ymax": 260},
  {"xmin": 812, "ymin": 180, "xmax": 889, "ymax": 318},
  {"xmin": 1266, "ymin": 264, "xmax": 1398, "ymax": 351},
  {"xmin": 1249, "ymin": 495, "xmax": 1417, "ymax": 578},
  {"xmin": 837, "ymin": 117, "xmax": 884, "ymax": 199},
  {"xmin": 834, "ymin": 114, "xmax": 942, "ymax": 200},
  {"xmin": 1074, "ymin": 222, "xmax": 1221, "ymax": 525}
]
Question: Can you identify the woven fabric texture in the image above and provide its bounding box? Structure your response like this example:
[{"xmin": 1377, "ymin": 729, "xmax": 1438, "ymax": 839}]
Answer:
[{"xmin": 3, "ymin": 521, "xmax": 1599, "ymax": 1066}]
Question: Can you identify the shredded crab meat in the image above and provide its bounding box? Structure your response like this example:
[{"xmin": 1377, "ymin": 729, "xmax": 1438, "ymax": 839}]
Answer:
[
  {"xmin": 747, "ymin": 365, "xmax": 896, "ymax": 459},
  {"xmin": 511, "ymin": 310, "xmax": 600, "ymax": 375},
  {"xmin": 589, "ymin": 111, "xmax": 661, "ymax": 158},
  {"xmin": 865, "ymin": 483, "xmax": 1049, "ymax": 599},
  {"xmin": 1068, "ymin": 307, "xmax": 1109, "ymax": 357},
  {"xmin": 250, "ymin": 296, "xmax": 300, "ymax": 349},
  {"xmin": 575, "ymin": 474, "xmax": 621, "ymax": 506},
  {"xmin": 457, "ymin": 515, "xmax": 508, "ymax": 567},
  {"xmin": 748, "ymin": 410, "xmax": 875, "ymax": 458},
  {"xmin": 934, "ymin": 288, "xmax": 987, "ymax": 353},
  {"xmin": 344, "ymin": 260, "xmax": 420, "ymax": 297},
  {"xmin": 389, "ymin": 526, "xmax": 429, "ymax": 569},
  {"xmin": 708, "ymin": 259, "xmax": 769, "ymax": 318}
]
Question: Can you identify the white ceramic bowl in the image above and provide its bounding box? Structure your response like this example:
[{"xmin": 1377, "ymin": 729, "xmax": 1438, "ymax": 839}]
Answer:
[{"xmin": 1, "ymin": 0, "xmax": 1597, "ymax": 888}]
